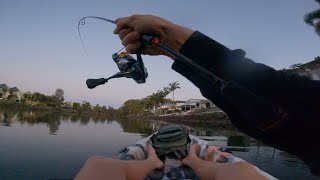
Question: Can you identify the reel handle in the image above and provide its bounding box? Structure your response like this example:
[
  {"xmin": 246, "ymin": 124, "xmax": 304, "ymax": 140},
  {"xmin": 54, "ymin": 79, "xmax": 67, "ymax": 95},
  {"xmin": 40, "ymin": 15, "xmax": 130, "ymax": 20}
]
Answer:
[{"xmin": 86, "ymin": 78, "xmax": 106, "ymax": 89}]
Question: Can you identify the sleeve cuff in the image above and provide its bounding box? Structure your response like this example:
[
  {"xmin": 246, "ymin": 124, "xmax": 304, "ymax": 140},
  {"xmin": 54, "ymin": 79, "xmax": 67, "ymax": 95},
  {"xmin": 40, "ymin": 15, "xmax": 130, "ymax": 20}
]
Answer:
[{"xmin": 178, "ymin": 31, "xmax": 231, "ymax": 69}]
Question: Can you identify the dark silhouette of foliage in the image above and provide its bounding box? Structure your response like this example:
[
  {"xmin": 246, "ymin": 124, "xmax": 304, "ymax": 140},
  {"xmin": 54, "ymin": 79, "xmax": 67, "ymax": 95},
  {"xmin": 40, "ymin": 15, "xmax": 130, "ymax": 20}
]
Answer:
[
  {"xmin": 304, "ymin": 0, "xmax": 320, "ymax": 35},
  {"xmin": 54, "ymin": 89, "xmax": 64, "ymax": 102}
]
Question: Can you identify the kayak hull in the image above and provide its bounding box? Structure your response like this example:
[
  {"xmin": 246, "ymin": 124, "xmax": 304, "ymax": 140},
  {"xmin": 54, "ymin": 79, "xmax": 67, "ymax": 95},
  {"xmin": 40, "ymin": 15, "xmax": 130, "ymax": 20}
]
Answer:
[{"xmin": 116, "ymin": 134, "xmax": 276, "ymax": 180}]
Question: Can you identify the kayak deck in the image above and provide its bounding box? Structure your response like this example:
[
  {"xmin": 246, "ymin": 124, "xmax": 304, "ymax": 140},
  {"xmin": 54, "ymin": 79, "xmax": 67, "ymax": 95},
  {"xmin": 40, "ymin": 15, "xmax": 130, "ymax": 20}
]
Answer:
[{"xmin": 116, "ymin": 134, "xmax": 277, "ymax": 180}]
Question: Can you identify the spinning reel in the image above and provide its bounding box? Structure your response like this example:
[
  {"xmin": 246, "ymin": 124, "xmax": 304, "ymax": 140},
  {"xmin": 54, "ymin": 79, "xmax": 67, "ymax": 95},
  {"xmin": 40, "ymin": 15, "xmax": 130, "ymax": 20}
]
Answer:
[
  {"xmin": 86, "ymin": 52, "xmax": 148, "ymax": 89},
  {"xmin": 77, "ymin": 16, "xmax": 148, "ymax": 89}
]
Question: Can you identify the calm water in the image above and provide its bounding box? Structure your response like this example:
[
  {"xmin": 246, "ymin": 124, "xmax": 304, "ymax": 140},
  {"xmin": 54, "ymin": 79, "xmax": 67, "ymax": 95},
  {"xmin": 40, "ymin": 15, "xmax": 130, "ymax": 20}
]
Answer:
[{"xmin": 0, "ymin": 110, "xmax": 317, "ymax": 180}]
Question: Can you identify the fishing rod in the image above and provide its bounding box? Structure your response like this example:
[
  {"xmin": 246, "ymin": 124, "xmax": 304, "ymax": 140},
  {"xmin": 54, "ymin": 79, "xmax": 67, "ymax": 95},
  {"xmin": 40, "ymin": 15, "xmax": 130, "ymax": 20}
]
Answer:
[
  {"xmin": 78, "ymin": 16, "xmax": 223, "ymax": 89},
  {"xmin": 78, "ymin": 16, "xmax": 284, "ymax": 130},
  {"xmin": 78, "ymin": 16, "xmax": 148, "ymax": 88},
  {"xmin": 78, "ymin": 16, "xmax": 116, "ymax": 56}
]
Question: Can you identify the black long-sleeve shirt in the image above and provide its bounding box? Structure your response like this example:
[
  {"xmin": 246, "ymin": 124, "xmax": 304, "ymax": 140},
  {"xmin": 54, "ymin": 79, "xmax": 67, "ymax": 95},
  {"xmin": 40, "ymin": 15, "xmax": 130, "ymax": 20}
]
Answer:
[{"xmin": 172, "ymin": 31, "xmax": 320, "ymax": 175}]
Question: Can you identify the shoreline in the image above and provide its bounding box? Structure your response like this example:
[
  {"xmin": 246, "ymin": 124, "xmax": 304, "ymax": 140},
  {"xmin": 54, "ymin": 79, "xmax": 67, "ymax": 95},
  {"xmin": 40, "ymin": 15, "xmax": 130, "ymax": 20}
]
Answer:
[
  {"xmin": 127, "ymin": 111, "xmax": 232, "ymax": 125},
  {"xmin": 0, "ymin": 101, "xmax": 109, "ymax": 116},
  {"xmin": 1, "ymin": 102, "xmax": 232, "ymax": 127}
]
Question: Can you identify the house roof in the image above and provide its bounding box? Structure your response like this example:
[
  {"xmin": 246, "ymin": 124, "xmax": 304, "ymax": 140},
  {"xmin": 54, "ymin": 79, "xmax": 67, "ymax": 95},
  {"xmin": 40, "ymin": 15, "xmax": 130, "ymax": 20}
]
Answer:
[
  {"xmin": 185, "ymin": 99, "xmax": 211, "ymax": 103},
  {"xmin": 9, "ymin": 87, "xmax": 20, "ymax": 91},
  {"xmin": 284, "ymin": 56, "xmax": 320, "ymax": 73},
  {"xmin": 0, "ymin": 84, "xmax": 8, "ymax": 88},
  {"xmin": 185, "ymin": 99, "xmax": 212, "ymax": 105}
]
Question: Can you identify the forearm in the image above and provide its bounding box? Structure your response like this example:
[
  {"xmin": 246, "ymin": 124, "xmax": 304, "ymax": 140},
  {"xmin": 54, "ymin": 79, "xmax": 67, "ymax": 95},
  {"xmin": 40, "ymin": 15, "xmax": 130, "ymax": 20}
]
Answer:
[
  {"xmin": 125, "ymin": 159, "xmax": 158, "ymax": 180},
  {"xmin": 188, "ymin": 158, "xmax": 266, "ymax": 180},
  {"xmin": 75, "ymin": 157, "xmax": 160, "ymax": 180}
]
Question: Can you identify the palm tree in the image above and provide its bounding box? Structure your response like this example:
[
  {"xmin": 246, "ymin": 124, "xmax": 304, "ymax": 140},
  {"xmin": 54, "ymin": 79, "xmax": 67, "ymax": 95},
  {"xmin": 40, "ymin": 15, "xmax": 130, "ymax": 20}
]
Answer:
[
  {"xmin": 169, "ymin": 81, "xmax": 180, "ymax": 104},
  {"xmin": 304, "ymin": 0, "xmax": 320, "ymax": 35},
  {"xmin": 147, "ymin": 86, "xmax": 171, "ymax": 114}
]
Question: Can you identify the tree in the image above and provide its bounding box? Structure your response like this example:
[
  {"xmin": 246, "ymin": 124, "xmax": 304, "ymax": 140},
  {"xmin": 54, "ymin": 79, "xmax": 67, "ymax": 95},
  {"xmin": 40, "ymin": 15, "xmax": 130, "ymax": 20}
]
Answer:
[
  {"xmin": 289, "ymin": 63, "xmax": 303, "ymax": 69},
  {"xmin": 81, "ymin": 101, "xmax": 92, "ymax": 112},
  {"xmin": 93, "ymin": 104, "xmax": 102, "ymax": 113},
  {"xmin": 101, "ymin": 105, "xmax": 107, "ymax": 112},
  {"xmin": 123, "ymin": 99, "xmax": 143, "ymax": 115},
  {"xmin": 51, "ymin": 89, "xmax": 64, "ymax": 107},
  {"xmin": 149, "ymin": 89, "xmax": 170, "ymax": 106},
  {"xmin": 168, "ymin": 81, "xmax": 180, "ymax": 104},
  {"xmin": 304, "ymin": 0, "xmax": 320, "ymax": 35},
  {"xmin": 54, "ymin": 89, "xmax": 64, "ymax": 102},
  {"xmin": 23, "ymin": 92, "xmax": 33, "ymax": 101},
  {"xmin": 32, "ymin": 92, "xmax": 50, "ymax": 105},
  {"xmin": 146, "ymin": 86, "xmax": 171, "ymax": 114},
  {"xmin": 72, "ymin": 102, "xmax": 81, "ymax": 111}
]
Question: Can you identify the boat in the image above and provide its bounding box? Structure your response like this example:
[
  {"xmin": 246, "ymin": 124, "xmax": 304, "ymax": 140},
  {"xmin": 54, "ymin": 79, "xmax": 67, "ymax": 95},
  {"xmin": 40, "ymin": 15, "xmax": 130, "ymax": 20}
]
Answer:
[{"xmin": 116, "ymin": 125, "xmax": 277, "ymax": 180}]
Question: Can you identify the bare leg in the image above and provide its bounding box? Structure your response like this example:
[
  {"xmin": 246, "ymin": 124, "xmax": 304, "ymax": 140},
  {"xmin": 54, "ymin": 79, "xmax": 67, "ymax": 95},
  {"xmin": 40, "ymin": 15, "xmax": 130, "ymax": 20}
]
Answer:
[
  {"xmin": 75, "ymin": 145, "xmax": 163, "ymax": 180},
  {"xmin": 182, "ymin": 144, "xmax": 267, "ymax": 180}
]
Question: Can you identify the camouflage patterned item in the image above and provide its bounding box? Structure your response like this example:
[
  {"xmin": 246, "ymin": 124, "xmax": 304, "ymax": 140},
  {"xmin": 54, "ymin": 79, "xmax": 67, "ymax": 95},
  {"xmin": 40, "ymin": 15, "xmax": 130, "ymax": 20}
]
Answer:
[{"xmin": 150, "ymin": 124, "xmax": 191, "ymax": 160}]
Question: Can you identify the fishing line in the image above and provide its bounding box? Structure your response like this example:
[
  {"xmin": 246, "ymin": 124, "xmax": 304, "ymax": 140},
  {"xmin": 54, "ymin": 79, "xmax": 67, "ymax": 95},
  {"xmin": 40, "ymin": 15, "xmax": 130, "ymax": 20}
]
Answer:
[
  {"xmin": 77, "ymin": 16, "xmax": 116, "ymax": 56},
  {"xmin": 116, "ymin": 46, "xmax": 126, "ymax": 54}
]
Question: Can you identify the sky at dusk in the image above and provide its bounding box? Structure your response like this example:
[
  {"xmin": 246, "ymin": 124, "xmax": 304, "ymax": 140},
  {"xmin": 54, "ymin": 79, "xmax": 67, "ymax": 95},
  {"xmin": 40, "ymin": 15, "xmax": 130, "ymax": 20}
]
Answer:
[{"xmin": 0, "ymin": 0, "xmax": 319, "ymax": 108}]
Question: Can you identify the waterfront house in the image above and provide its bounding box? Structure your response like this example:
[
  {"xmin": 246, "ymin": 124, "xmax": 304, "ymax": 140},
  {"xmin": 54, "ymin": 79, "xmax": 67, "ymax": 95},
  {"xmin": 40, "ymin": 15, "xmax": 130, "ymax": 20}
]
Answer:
[
  {"xmin": 286, "ymin": 57, "xmax": 320, "ymax": 80},
  {"xmin": 297, "ymin": 64, "xmax": 320, "ymax": 80},
  {"xmin": 62, "ymin": 101, "xmax": 73, "ymax": 109},
  {"xmin": 154, "ymin": 99, "xmax": 216, "ymax": 113},
  {"xmin": 0, "ymin": 84, "xmax": 8, "ymax": 89},
  {"xmin": 0, "ymin": 84, "xmax": 9, "ymax": 100},
  {"xmin": 8, "ymin": 87, "xmax": 24, "ymax": 102},
  {"xmin": 0, "ymin": 84, "xmax": 24, "ymax": 102},
  {"xmin": 184, "ymin": 99, "xmax": 216, "ymax": 110}
]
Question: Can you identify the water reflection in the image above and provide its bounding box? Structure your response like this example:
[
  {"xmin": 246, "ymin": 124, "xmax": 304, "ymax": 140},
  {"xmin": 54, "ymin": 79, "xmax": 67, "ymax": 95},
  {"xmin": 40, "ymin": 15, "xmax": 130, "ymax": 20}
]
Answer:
[
  {"xmin": 1, "ymin": 110, "xmax": 235, "ymax": 137},
  {"xmin": 0, "ymin": 110, "xmax": 116, "ymax": 135},
  {"xmin": 0, "ymin": 110, "xmax": 317, "ymax": 179},
  {"xmin": 0, "ymin": 111, "xmax": 304, "ymax": 154},
  {"xmin": 0, "ymin": 111, "xmax": 259, "ymax": 154},
  {"xmin": 1, "ymin": 111, "xmax": 16, "ymax": 127}
]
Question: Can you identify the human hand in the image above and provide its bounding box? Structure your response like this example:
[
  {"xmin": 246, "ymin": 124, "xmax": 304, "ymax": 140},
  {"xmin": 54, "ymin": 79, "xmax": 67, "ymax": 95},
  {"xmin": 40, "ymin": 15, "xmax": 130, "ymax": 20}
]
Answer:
[
  {"xmin": 113, "ymin": 14, "xmax": 194, "ymax": 58},
  {"xmin": 146, "ymin": 145, "xmax": 163, "ymax": 169},
  {"xmin": 182, "ymin": 145, "xmax": 267, "ymax": 180}
]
